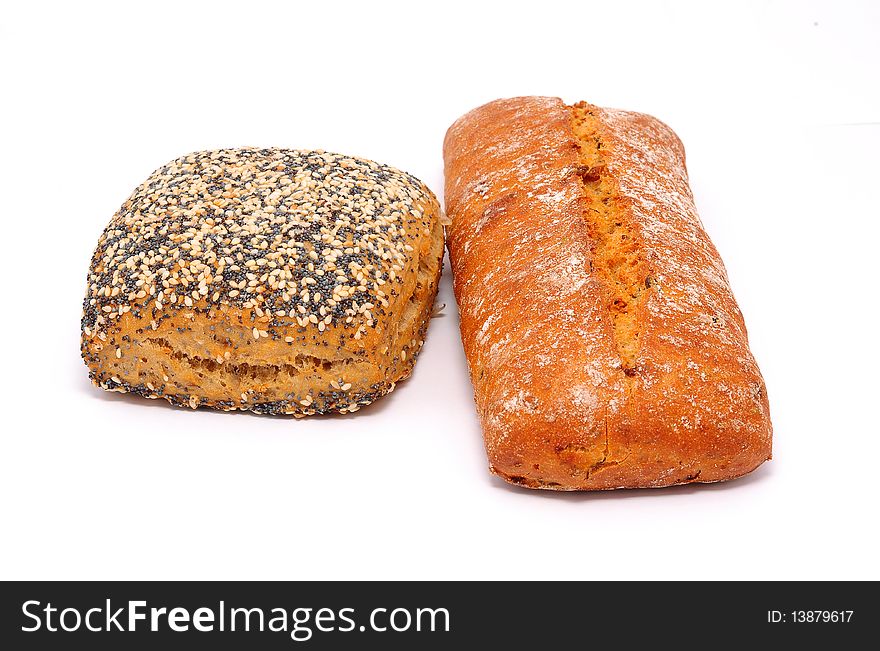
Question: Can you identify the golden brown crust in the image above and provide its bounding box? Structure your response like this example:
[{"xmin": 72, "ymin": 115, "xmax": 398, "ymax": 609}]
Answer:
[
  {"xmin": 81, "ymin": 148, "xmax": 444, "ymax": 415},
  {"xmin": 443, "ymin": 97, "xmax": 772, "ymax": 489}
]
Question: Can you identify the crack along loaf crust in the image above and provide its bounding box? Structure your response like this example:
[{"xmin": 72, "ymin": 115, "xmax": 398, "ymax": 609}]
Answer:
[
  {"xmin": 82, "ymin": 148, "xmax": 444, "ymax": 416},
  {"xmin": 443, "ymin": 97, "xmax": 772, "ymax": 489}
]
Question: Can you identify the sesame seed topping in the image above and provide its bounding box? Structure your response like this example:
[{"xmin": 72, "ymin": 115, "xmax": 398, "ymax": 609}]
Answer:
[{"xmin": 80, "ymin": 148, "xmax": 437, "ymax": 343}]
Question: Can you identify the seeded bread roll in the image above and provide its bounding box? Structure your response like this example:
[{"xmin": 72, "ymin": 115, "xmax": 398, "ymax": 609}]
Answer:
[
  {"xmin": 444, "ymin": 97, "xmax": 772, "ymax": 489},
  {"xmin": 81, "ymin": 148, "xmax": 444, "ymax": 416}
]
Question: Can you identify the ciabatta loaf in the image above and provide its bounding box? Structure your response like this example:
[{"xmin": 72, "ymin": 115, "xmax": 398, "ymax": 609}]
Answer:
[{"xmin": 443, "ymin": 97, "xmax": 771, "ymax": 489}]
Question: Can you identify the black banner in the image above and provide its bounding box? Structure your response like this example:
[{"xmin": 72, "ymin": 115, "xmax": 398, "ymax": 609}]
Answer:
[{"xmin": 0, "ymin": 581, "xmax": 872, "ymax": 649}]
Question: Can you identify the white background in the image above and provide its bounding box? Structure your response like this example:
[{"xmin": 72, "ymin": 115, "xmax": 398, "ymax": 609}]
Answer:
[{"xmin": 1, "ymin": 0, "xmax": 877, "ymax": 580}]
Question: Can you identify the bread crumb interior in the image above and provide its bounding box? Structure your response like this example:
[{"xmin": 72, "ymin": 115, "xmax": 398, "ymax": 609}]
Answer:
[{"xmin": 570, "ymin": 103, "xmax": 650, "ymax": 374}]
